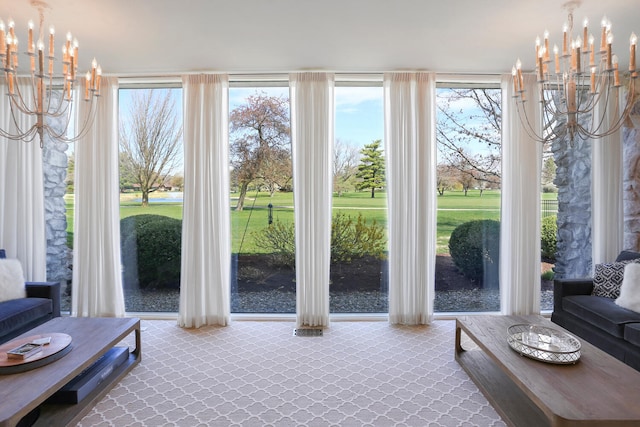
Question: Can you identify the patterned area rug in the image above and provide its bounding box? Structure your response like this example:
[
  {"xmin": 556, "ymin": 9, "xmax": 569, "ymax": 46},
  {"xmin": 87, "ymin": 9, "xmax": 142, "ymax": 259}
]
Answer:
[{"xmin": 77, "ymin": 320, "xmax": 505, "ymax": 427}]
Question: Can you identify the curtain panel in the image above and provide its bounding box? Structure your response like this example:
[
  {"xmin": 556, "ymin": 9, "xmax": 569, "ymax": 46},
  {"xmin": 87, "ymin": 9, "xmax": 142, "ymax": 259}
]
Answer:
[
  {"xmin": 384, "ymin": 72, "xmax": 436, "ymax": 325},
  {"xmin": 499, "ymin": 74, "xmax": 542, "ymax": 315},
  {"xmin": 289, "ymin": 72, "xmax": 334, "ymax": 328},
  {"xmin": 0, "ymin": 78, "xmax": 47, "ymax": 280},
  {"xmin": 178, "ymin": 74, "xmax": 231, "ymax": 328},
  {"xmin": 591, "ymin": 91, "xmax": 624, "ymax": 266},
  {"xmin": 72, "ymin": 76, "xmax": 126, "ymax": 317}
]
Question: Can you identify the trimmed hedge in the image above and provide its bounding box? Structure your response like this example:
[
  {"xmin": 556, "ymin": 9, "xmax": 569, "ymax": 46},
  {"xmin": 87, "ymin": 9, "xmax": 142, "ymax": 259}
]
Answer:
[
  {"xmin": 448, "ymin": 219, "xmax": 500, "ymax": 288},
  {"xmin": 121, "ymin": 214, "xmax": 182, "ymax": 290},
  {"xmin": 541, "ymin": 215, "xmax": 557, "ymax": 261}
]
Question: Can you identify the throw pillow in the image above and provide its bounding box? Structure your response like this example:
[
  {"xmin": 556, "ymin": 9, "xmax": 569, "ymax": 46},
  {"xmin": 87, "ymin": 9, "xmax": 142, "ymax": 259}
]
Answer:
[
  {"xmin": 616, "ymin": 263, "xmax": 640, "ymax": 313},
  {"xmin": 0, "ymin": 259, "xmax": 26, "ymax": 302},
  {"xmin": 592, "ymin": 259, "xmax": 639, "ymax": 299}
]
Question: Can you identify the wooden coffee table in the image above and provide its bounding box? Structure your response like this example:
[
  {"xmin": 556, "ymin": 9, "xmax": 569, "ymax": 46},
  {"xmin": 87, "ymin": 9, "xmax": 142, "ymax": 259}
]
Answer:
[
  {"xmin": 456, "ymin": 315, "xmax": 640, "ymax": 427},
  {"xmin": 0, "ymin": 316, "xmax": 141, "ymax": 427}
]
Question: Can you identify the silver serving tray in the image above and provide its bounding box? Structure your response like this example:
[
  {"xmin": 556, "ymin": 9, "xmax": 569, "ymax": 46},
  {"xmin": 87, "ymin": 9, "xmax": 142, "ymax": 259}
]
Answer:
[{"xmin": 507, "ymin": 324, "xmax": 581, "ymax": 364}]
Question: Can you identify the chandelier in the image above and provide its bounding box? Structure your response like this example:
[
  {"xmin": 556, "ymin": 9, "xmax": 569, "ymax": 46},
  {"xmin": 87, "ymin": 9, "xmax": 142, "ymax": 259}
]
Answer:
[
  {"xmin": 0, "ymin": 4, "xmax": 101, "ymax": 148},
  {"xmin": 512, "ymin": 2, "xmax": 638, "ymax": 144}
]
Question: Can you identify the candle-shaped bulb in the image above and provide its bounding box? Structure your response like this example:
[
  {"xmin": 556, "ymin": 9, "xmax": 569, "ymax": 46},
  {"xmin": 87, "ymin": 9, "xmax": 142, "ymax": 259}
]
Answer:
[
  {"xmin": 631, "ymin": 32, "xmax": 638, "ymax": 72},
  {"xmin": 608, "ymin": 33, "xmax": 614, "ymax": 44},
  {"xmin": 576, "ymin": 36, "xmax": 582, "ymax": 47},
  {"xmin": 0, "ymin": 20, "xmax": 4, "ymax": 31},
  {"xmin": 92, "ymin": 57, "xmax": 97, "ymax": 69},
  {"xmin": 85, "ymin": 71, "xmax": 91, "ymax": 100},
  {"xmin": 37, "ymin": 40, "xmax": 44, "ymax": 51},
  {"xmin": 512, "ymin": 66, "xmax": 516, "ymax": 76},
  {"xmin": 27, "ymin": 19, "xmax": 34, "ymax": 53},
  {"xmin": 613, "ymin": 55, "xmax": 621, "ymax": 86},
  {"xmin": 48, "ymin": 25, "xmax": 55, "ymax": 58},
  {"xmin": 8, "ymin": 19, "xmax": 14, "ymax": 30},
  {"xmin": 516, "ymin": 58, "xmax": 522, "ymax": 70},
  {"xmin": 66, "ymin": 31, "xmax": 72, "ymax": 42},
  {"xmin": 584, "ymin": 18, "xmax": 589, "ymax": 28}
]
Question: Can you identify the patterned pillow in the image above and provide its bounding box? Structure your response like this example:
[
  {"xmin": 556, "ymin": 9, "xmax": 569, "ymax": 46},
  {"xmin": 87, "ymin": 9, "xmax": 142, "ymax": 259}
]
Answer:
[{"xmin": 592, "ymin": 260, "xmax": 639, "ymax": 299}]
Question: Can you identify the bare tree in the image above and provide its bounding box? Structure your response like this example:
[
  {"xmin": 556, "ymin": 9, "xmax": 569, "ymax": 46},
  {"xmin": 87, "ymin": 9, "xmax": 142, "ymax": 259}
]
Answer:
[
  {"xmin": 333, "ymin": 138, "xmax": 360, "ymax": 196},
  {"xmin": 230, "ymin": 92, "xmax": 290, "ymax": 211},
  {"xmin": 258, "ymin": 147, "xmax": 293, "ymax": 196},
  {"xmin": 436, "ymin": 88, "xmax": 501, "ymax": 188},
  {"xmin": 120, "ymin": 89, "xmax": 182, "ymax": 206},
  {"xmin": 436, "ymin": 163, "xmax": 456, "ymax": 196}
]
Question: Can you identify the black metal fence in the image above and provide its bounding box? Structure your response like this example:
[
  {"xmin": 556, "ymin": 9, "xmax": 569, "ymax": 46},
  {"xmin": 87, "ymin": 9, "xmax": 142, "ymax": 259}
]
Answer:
[{"xmin": 541, "ymin": 199, "xmax": 558, "ymax": 218}]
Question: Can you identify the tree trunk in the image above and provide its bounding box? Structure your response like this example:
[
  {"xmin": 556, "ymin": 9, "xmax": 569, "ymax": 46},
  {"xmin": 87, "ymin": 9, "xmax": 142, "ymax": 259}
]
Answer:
[
  {"xmin": 371, "ymin": 187, "xmax": 375, "ymax": 198},
  {"xmin": 236, "ymin": 182, "xmax": 249, "ymax": 211},
  {"xmin": 142, "ymin": 190, "xmax": 149, "ymax": 207}
]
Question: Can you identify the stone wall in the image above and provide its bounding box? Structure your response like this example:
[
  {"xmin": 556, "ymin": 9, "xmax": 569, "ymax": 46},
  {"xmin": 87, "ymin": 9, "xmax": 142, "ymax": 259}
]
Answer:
[
  {"xmin": 43, "ymin": 99, "xmax": 72, "ymax": 289},
  {"xmin": 553, "ymin": 98, "xmax": 640, "ymax": 279},
  {"xmin": 623, "ymin": 102, "xmax": 640, "ymax": 251},
  {"xmin": 552, "ymin": 134, "xmax": 593, "ymax": 279}
]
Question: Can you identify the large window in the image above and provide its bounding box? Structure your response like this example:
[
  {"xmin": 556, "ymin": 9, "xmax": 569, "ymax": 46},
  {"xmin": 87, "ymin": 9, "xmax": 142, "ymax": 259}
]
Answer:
[
  {"xmin": 229, "ymin": 85, "xmax": 294, "ymax": 314},
  {"xmin": 118, "ymin": 86, "xmax": 184, "ymax": 313},
  {"xmin": 331, "ymin": 84, "xmax": 387, "ymax": 313},
  {"xmin": 435, "ymin": 85, "xmax": 502, "ymax": 312}
]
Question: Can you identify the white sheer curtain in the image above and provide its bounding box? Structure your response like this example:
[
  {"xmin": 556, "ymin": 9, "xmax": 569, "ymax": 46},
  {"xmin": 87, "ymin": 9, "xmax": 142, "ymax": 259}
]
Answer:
[
  {"xmin": 72, "ymin": 77, "xmax": 125, "ymax": 317},
  {"xmin": 0, "ymin": 78, "xmax": 47, "ymax": 280},
  {"xmin": 592, "ymin": 92, "xmax": 623, "ymax": 265},
  {"xmin": 178, "ymin": 74, "xmax": 231, "ymax": 328},
  {"xmin": 500, "ymin": 74, "xmax": 542, "ymax": 315},
  {"xmin": 290, "ymin": 72, "xmax": 334, "ymax": 328},
  {"xmin": 384, "ymin": 72, "xmax": 436, "ymax": 325}
]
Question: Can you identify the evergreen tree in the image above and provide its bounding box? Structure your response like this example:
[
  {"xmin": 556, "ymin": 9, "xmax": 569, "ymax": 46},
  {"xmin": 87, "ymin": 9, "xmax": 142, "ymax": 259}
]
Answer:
[{"xmin": 356, "ymin": 140, "xmax": 385, "ymax": 198}]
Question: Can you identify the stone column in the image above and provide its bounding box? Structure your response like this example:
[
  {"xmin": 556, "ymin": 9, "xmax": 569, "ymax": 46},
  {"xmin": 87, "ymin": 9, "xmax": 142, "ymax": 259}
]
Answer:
[
  {"xmin": 42, "ymin": 93, "xmax": 72, "ymax": 290},
  {"xmin": 552, "ymin": 134, "xmax": 593, "ymax": 279},
  {"xmin": 623, "ymin": 101, "xmax": 640, "ymax": 251}
]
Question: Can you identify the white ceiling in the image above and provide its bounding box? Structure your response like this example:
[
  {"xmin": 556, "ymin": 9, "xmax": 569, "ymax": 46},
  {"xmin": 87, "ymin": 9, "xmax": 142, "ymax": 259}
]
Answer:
[{"xmin": 4, "ymin": 0, "xmax": 640, "ymax": 77}]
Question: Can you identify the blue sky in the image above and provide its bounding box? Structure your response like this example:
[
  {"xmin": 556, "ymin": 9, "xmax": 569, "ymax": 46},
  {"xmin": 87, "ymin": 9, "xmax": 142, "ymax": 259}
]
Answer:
[
  {"xmin": 116, "ymin": 85, "xmax": 385, "ymax": 173},
  {"xmin": 229, "ymin": 86, "xmax": 384, "ymax": 150}
]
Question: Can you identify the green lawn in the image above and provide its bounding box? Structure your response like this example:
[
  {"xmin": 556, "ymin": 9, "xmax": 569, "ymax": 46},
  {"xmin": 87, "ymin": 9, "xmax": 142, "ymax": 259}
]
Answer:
[{"xmin": 65, "ymin": 189, "xmax": 555, "ymax": 254}]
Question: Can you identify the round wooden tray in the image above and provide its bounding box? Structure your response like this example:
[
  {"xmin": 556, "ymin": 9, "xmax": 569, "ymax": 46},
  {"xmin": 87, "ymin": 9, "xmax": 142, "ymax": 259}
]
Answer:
[{"xmin": 0, "ymin": 333, "xmax": 72, "ymax": 374}]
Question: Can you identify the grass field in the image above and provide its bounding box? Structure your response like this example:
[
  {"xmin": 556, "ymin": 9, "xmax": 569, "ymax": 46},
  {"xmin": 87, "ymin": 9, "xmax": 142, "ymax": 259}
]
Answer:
[{"xmin": 65, "ymin": 189, "xmax": 556, "ymax": 254}]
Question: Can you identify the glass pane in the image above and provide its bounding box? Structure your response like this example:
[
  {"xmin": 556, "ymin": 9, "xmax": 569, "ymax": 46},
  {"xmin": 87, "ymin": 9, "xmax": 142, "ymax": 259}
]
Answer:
[
  {"xmin": 118, "ymin": 87, "xmax": 184, "ymax": 312},
  {"xmin": 331, "ymin": 86, "xmax": 387, "ymax": 313},
  {"xmin": 435, "ymin": 87, "xmax": 502, "ymax": 312},
  {"xmin": 229, "ymin": 87, "xmax": 294, "ymax": 313},
  {"xmin": 540, "ymin": 152, "xmax": 557, "ymax": 311}
]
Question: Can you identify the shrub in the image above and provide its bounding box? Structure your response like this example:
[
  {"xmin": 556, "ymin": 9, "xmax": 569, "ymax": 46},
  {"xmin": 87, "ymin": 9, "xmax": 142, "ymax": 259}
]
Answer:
[
  {"xmin": 121, "ymin": 214, "xmax": 182, "ymax": 290},
  {"xmin": 448, "ymin": 219, "xmax": 500, "ymax": 288},
  {"xmin": 541, "ymin": 215, "xmax": 557, "ymax": 261},
  {"xmin": 541, "ymin": 269, "xmax": 555, "ymax": 281},
  {"xmin": 252, "ymin": 220, "xmax": 296, "ymax": 269},
  {"xmin": 542, "ymin": 184, "xmax": 558, "ymax": 193},
  {"xmin": 252, "ymin": 213, "xmax": 387, "ymax": 268},
  {"xmin": 331, "ymin": 213, "xmax": 386, "ymax": 263}
]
